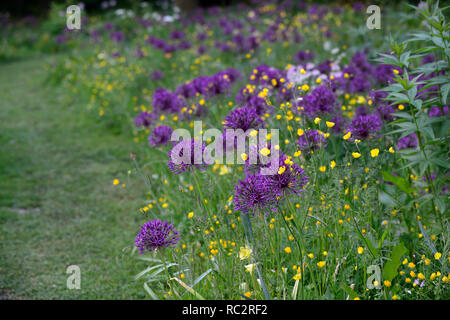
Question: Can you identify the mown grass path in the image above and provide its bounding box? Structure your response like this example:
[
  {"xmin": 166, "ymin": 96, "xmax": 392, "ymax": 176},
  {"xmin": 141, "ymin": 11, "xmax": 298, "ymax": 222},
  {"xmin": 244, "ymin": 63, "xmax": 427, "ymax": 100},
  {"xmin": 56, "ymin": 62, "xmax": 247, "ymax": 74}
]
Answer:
[{"xmin": 0, "ymin": 56, "xmax": 146, "ymax": 299}]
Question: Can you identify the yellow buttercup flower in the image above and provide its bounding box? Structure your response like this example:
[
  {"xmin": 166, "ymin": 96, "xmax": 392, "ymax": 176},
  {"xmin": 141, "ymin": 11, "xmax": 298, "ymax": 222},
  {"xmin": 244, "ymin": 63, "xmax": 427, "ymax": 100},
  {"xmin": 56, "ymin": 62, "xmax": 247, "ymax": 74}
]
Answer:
[
  {"xmin": 297, "ymin": 128, "xmax": 304, "ymax": 136},
  {"xmin": 330, "ymin": 160, "xmax": 336, "ymax": 169},
  {"xmin": 317, "ymin": 261, "xmax": 326, "ymax": 268},
  {"xmin": 188, "ymin": 211, "xmax": 194, "ymax": 219},
  {"xmin": 260, "ymin": 147, "xmax": 270, "ymax": 156},
  {"xmin": 326, "ymin": 121, "xmax": 335, "ymax": 128},
  {"xmin": 284, "ymin": 246, "xmax": 292, "ymax": 254},
  {"xmin": 352, "ymin": 152, "xmax": 361, "ymax": 159},
  {"xmin": 343, "ymin": 132, "xmax": 351, "ymax": 140},
  {"xmin": 370, "ymin": 148, "xmax": 379, "ymax": 157},
  {"xmin": 357, "ymin": 247, "xmax": 364, "ymax": 254}
]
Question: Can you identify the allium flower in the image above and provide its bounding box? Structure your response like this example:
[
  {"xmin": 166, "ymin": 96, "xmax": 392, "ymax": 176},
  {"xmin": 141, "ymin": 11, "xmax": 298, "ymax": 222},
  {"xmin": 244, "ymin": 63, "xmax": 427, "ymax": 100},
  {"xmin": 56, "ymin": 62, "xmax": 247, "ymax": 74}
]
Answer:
[
  {"xmin": 428, "ymin": 106, "xmax": 448, "ymax": 117},
  {"xmin": 422, "ymin": 54, "xmax": 435, "ymax": 65},
  {"xmin": 175, "ymin": 82, "xmax": 197, "ymax": 99},
  {"xmin": 152, "ymin": 88, "xmax": 185, "ymax": 114},
  {"xmin": 317, "ymin": 60, "xmax": 332, "ymax": 74},
  {"xmin": 216, "ymin": 68, "xmax": 242, "ymax": 83},
  {"xmin": 197, "ymin": 45, "xmax": 207, "ymax": 55},
  {"xmin": 295, "ymin": 50, "xmax": 314, "ymax": 63},
  {"xmin": 148, "ymin": 125, "xmax": 173, "ymax": 147},
  {"xmin": 355, "ymin": 106, "xmax": 369, "ymax": 116},
  {"xmin": 265, "ymin": 153, "xmax": 309, "ymax": 198},
  {"xmin": 151, "ymin": 70, "xmax": 164, "ymax": 81},
  {"xmin": 178, "ymin": 40, "xmax": 192, "ymax": 50},
  {"xmin": 233, "ymin": 174, "xmax": 277, "ymax": 215},
  {"xmin": 369, "ymin": 90, "xmax": 388, "ymax": 105},
  {"xmin": 397, "ymin": 133, "xmax": 418, "ymax": 150},
  {"xmin": 224, "ymin": 106, "xmax": 265, "ymax": 131},
  {"xmin": 347, "ymin": 114, "xmax": 382, "ymax": 140},
  {"xmin": 110, "ymin": 31, "xmax": 124, "ymax": 43},
  {"xmin": 373, "ymin": 64, "xmax": 398, "ymax": 85},
  {"xmin": 376, "ymin": 104, "xmax": 396, "ymax": 122},
  {"xmin": 245, "ymin": 96, "xmax": 272, "ymax": 116},
  {"xmin": 297, "ymin": 130, "xmax": 328, "ymax": 154},
  {"xmin": 301, "ymin": 85, "xmax": 337, "ymax": 119},
  {"xmin": 170, "ymin": 30, "xmax": 185, "ymax": 40},
  {"xmin": 330, "ymin": 114, "xmax": 348, "ymax": 133},
  {"xmin": 168, "ymin": 138, "xmax": 209, "ymax": 174},
  {"xmin": 135, "ymin": 219, "xmax": 180, "ymax": 254},
  {"xmin": 135, "ymin": 111, "xmax": 156, "ymax": 128}
]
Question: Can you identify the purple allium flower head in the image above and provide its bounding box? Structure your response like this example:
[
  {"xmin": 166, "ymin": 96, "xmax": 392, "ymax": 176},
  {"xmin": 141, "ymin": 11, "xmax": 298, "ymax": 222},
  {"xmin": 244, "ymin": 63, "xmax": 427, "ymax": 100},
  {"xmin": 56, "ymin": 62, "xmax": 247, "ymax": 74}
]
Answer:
[
  {"xmin": 152, "ymin": 88, "xmax": 184, "ymax": 114},
  {"xmin": 104, "ymin": 22, "xmax": 114, "ymax": 30},
  {"xmin": 170, "ymin": 30, "xmax": 185, "ymax": 40},
  {"xmin": 148, "ymin": 125, "xmax": 173, "ymax": 147},
  {"xmin": 301, "ymin": 85, "xmax": 337, "ymax": 119},
  {"xmin": 317, "ymin": 60, "xmax": 332, "ymax": 74},
  {"xmin": 135, "ymin": 111, "xmax": 156, "ymax": 128},
  {"xmin": 151, "ymin": 70, "xmax": 164, "ymax": 81},
  {"xmin": 377, "ymin": 104, "xmax": 396, "ymax": 122},
  {"xmin": 178, "ymin": 40, "xmax": 192, "ymax": 50},
  {"xmin": 369, "ymin": 90, "xmax": 388, "ymax": 105},
  {"xmin": 233, "ymin": 174, "xmax": 277, "ymax": 215},
  {"xmin": 297, "ymin": 130, "xmax": 328, "ymax": 154},
  {"xmin": 207, "ymin": 74, "xmax": 232, "ymax": 96},
  {"xmin": 295, "ymin": 50, "xmax": 314, "ymax": 63},
  {"xmin": 265, "ymin": 153, "xmax": 309, "ymax": 198},
  {"xmin": 347, "ymin": 114, "xmax": 382, "ymax": 140},
  {"xmin": 135, "ymin": 219, "xmax": 180, "ymax": 254},
  {"xmin": 373, "ymin": 64, "xmax": 398, "ymax": 85},
  {"xmin": 353, "ymin": 2, "xmax": 364, "ymax": 11},
  {"xmin": 197, "ymin": 45, "xmax": 207, "ymax": 55},
  {"xmin": 175, "ymin": 82, "xmax": 197, "ymax": 99},
  {"xmin": 422, "ymin": 54, "xmax": 435, "ymax": 65},
  {"xmin": 110, "ymin": 31, "xmax": 124, "ymax": 43},
  {"xmin": 197, "ymin": 32, "xmax": 207, "ymax": 41},
  {"xmin": 348, "ymin": 73, "xmax": 372, "ymax": 93},
  {"xmin": 397, "ymin": 133, "xmax": 418, "ymax": 150},
  {"xmin": 428, "ymin": 105, "xmax": 448, "ymax": 117},
  {"xmin": 167, "ymin": 138, "xmax": 209, "ymax": 174},
  {"xmin": 355, "ymin": 106, "xmax": 370, "ymax": 117},
  {"xmin": 217, "ymin": 68, "xmax": 242, "ymax": 83},
  {"xmin": 330, "ymin": 114, "xmax": 348, "ymax": 133},
  {"xmin": 224, "ymin": 106, "xmax": 265, "ymax": 132},
  {"xmin": 245, "ymin": 96, "xmax": 272, "ymax": 116}
]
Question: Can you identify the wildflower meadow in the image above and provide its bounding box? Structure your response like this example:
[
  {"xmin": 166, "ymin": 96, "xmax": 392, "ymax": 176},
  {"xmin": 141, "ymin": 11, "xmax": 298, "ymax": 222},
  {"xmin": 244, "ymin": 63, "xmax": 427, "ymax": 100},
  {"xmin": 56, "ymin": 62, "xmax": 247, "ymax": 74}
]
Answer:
[{"xmin": 0, "ymin": 0, "xmax": 449, "ymax": 304}]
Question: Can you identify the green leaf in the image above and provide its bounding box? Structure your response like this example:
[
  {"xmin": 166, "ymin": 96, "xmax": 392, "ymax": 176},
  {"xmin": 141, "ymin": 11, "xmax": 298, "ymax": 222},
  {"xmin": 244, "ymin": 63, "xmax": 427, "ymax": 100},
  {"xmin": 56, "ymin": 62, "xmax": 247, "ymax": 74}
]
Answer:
[
  {"xmin": 381, "ymin": 171, "xmax": 415, "ymax": 194},
  {"xmin": 441, "ymin": 83, "xmax": 450, "ymax": 104},
  {"xmin": 417, "ymin": 219, "xmax": 438, "ymax": 255},
  {"xmin": 378, "ymin": 225, "xmax": 390, "ymax": 249},
  {"xmin": 378, "ymin": 190, "xmax": 396, "ymax": 207},
  {"xmin": 143, "ymin": 282, "xmax": 160, "ymax": 300},
  {"xmin": 340, "ymin": 283, "xmax": 358, "ymax": 300},
  {"xmin": 383, "ymin": 243, "xmax": 408, "ymax": 282},
  {"xmin": 355, "ymin": 229, "xmax": 380, "ymax": 258}
]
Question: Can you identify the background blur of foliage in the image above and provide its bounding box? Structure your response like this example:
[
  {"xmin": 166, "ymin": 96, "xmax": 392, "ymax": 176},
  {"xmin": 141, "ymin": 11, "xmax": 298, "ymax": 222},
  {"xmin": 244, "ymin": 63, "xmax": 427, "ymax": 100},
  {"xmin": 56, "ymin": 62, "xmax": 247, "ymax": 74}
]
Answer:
[{"xmin": 1, "ymin": 0, "xmax": 425, "ymax": 18}]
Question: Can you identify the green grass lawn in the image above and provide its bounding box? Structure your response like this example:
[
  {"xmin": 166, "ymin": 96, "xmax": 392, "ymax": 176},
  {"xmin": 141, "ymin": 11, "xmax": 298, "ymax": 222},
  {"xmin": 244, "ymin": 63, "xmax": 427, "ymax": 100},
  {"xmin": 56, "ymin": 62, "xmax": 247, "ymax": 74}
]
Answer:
[{"xmin": 0, "ymin": 55, "xmax": 148, "ymax": 299}]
